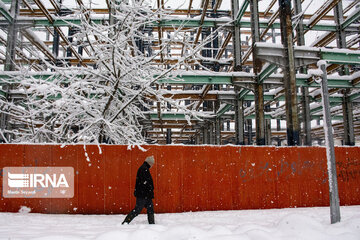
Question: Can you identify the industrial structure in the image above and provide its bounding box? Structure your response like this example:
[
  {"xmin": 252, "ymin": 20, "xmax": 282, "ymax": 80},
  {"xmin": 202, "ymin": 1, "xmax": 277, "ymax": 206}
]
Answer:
[{"xmin": 0, "ymin": 0, "xmax": 359, "ymax": 146}]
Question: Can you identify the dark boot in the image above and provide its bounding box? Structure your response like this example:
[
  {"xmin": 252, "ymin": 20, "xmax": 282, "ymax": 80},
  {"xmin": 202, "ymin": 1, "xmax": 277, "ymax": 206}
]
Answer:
[
  {"xmin": 147, "ymin": 212, "xmax": 155, "ymax": 224},
  {"xmin": 122, "ymin": 211, "xmax": 136, "ymax": 224}
]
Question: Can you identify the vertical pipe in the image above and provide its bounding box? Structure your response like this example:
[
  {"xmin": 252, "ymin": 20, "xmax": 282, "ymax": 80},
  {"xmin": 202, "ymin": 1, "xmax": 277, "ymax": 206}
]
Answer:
[
  {"xmin": 320, "ymin": 63, "xmax": 341, "ymax": 224},
  {"xmin": 278, "ymin": 0, "xmax": 300, "ymax": 146}
]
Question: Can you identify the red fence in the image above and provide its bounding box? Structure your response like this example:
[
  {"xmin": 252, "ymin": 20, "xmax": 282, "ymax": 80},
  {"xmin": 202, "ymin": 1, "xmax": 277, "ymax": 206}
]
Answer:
[{"xmin": 0, "ymin": 144, "xmax": 359, "ymax": 214}]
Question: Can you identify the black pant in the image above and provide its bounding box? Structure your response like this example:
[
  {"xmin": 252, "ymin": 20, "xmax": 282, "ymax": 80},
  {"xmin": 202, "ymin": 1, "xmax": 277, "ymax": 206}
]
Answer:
[{"xmin": 123, "ymin": 198, "xmax": 155, "ymax": 224}]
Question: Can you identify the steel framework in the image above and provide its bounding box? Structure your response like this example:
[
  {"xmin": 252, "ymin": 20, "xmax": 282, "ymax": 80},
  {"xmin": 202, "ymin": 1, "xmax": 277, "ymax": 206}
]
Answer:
[{"xmin": 0, "ymin": 0, "xmax": 359, "ymax": 145}]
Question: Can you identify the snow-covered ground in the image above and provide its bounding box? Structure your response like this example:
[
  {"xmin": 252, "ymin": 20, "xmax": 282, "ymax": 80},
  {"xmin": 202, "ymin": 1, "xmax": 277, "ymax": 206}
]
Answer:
[{"xmin": 0, "ymin": 206, "xmax": 359, "ymax": 240}]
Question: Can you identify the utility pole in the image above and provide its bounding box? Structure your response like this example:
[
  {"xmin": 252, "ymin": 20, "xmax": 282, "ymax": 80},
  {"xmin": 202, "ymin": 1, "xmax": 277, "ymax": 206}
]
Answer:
[{"xmin": 319, "ymin": 62, "xmax": 341, "ymax": 224}]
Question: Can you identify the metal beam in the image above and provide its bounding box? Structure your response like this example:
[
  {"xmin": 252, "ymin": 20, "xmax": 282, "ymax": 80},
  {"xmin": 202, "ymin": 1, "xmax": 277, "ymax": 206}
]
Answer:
[
  {"xmin": 1, "ymin": 71, "xmax": 360, "ymax": 89},
  {"xmin": 216, "ymin": 104, "xmax": 232, "ymax": 117},
  {"xmin": 259, "ymin": 64, "xmax": 277, "ymax": 83},
  {"xmin": 193, "ymin": 0, "xmax": 210, "ymax": 45},
  {"xmin": 3, "ymin": 17, "xmax": 358, "ymax": 32},
  {"xmin": 159, "ymin": 75, "xmax": 233, "ymax": 85},
  {"xmin": 0, "ymin": 1, "xmax": 13, "ymax": 22},
  {"xmin": 255, "ymin": 43, "xmax": 360, "ymax": 66},
  {"xmin": 235, "ymin": 0, "xmax": 249, "ymax": 26},
  {"xmin": 148, "ymin": 113, "xmax": 199, "ymax": 121},
  {"xmin": 307, "ymin": 0, "xmax": 341, "ymax": 29},
  {"xmin": 310, "ymin": 102, "xmax": 339, "ymax": 115},
  {"xmin": 341, "ymin": 7, "xmax": 360, "ymax": 30},
  {"xmin": 320, "ymin": 50, "xmax": 360, "ymax": 65},
  {"xmin": 216, "ymin": 32, "xmax": 232, "ymax": 60},
  {"xmin": 264, "ymin": 0, "xmax": 276, "ymax": 16}
]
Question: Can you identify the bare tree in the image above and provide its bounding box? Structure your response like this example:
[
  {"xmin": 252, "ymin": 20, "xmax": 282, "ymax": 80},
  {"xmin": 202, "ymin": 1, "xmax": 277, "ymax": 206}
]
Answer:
[{"xmin": 0, "ymin": 0, "xmax": 225, "ymax": 146}]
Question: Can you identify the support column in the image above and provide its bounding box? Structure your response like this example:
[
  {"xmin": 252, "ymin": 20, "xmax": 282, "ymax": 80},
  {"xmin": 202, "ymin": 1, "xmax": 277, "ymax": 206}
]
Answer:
[
  {"xmin": 1, "ymin": 0, "xmax": 20, "ymax": 142},
  {"xmin": 279, "ymin": 0, "xmax": 300, "ymax": 146},
  {"xmin": 334, "ymin": 2, "xmax": 347, "ymax": 53},
  {"xmin": 276, "ymin": 102, "xmax": 282, "ymax": 146},
  {"xmin": 53, "ymin": 31, "xmax": 60, "ymax": 58},
  {"xmin": 265, "ymin": 105, "xmax": 271, "ymax": 145},
  {"xmin": 250, "ymin": 0, "xmax": 265, "ymax": 145},
  {"xmin": 66, "ymin": 27, "xmax": 75, "ymax": 57},
  {"xmin": 342, "ymin": 90, "xmax": 355, "ymax": 146},
  {"xmin": 4, "ymin": 0, "xmax": 20, "ymax": 72},
  {"xmin": 334, "ymin": 2, "xmax": 354, "ymax": 145},
  {"xmin": 234, "ymin": 91, "xmax": 245, "ymax": 145},
  {"xmin": 52, "ymin": 0, "xmax": 62, "ymax": 61},
  {"xmin": 211, "ymin": 2, "xmax": 220, "ymax": 72},
  {"xmin": 302, "ymin": 87, "xmax": 312, "ymax": 145},
  {"xmin": 209, "ymin": 121, "xmax": 215, "ymax": 144},
  {"xmin": 232, "ymin": 0, "xmax": 245, "ymax": 145},
  {"xmin": 196, "ymin": 131, "xmax": 201, "ymax": 145},
  {"xmin": 293, "ymin": 0, "xmax": 305, "ymax": 46},
  {"xmin": 320, "ymin": 63, "xmax": 341, "ymax": 224},
  {"xmin": 294, "ymin": 0, "xmax": 311, "ymax": 146},
  {"xmin": 202, "ymin": 126, "xmax": 208, "ymax": 144},
  {"xmin": 166, "ymin": 129, "xmax": 172, "ymax": 144},
  {"xmin": 247, "ymin": 119, "xmax": 253, "ymax": 145},
  {"xmin": 214, "ymin": 99, "xmax": 221, "ymax": 145},
  {"xmin": 231, "ymin": 0, "xmax": 242, "ymax": 71},
  {"xmin": 215, "ymin": 117, "xmax": 221, "ymax": 145}
]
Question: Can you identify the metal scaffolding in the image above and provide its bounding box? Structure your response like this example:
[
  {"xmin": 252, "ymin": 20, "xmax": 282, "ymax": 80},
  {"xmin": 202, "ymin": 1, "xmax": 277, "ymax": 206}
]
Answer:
[{"xmin": 0, "ymin": 0, "xmax": 359, "ymax": 145}]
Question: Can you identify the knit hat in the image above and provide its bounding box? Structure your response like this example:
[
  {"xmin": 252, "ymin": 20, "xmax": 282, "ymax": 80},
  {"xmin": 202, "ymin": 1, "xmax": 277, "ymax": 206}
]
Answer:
[{"xmin": 145, "ymin": 155, "xmax": 155, "ymax": 167}]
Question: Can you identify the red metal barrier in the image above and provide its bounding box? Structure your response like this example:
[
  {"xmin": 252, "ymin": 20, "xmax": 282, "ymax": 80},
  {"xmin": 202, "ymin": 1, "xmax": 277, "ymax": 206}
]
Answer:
[{"xmin": 0, "ymin": 144, "xmax": 359, "ymax": 214}]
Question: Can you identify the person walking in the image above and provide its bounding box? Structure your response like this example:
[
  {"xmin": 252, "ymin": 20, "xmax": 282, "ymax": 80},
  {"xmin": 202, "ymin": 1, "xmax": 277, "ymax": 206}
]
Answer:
[{"xmin": 122, "ymin": 155, "xmax": 155, "ymax": 224}]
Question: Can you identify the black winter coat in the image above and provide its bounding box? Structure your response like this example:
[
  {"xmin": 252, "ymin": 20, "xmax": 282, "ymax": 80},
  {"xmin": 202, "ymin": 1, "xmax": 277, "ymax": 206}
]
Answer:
[{"xmin": 134, "ymin": 162, "xmax": 154, "ymax": 199}]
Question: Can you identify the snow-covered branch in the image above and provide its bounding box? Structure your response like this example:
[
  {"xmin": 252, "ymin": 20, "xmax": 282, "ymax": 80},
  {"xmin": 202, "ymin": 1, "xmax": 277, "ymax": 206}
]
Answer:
[{"xmin": 0, "ymin": 0, "xmax": 230, "ymax": 146}]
